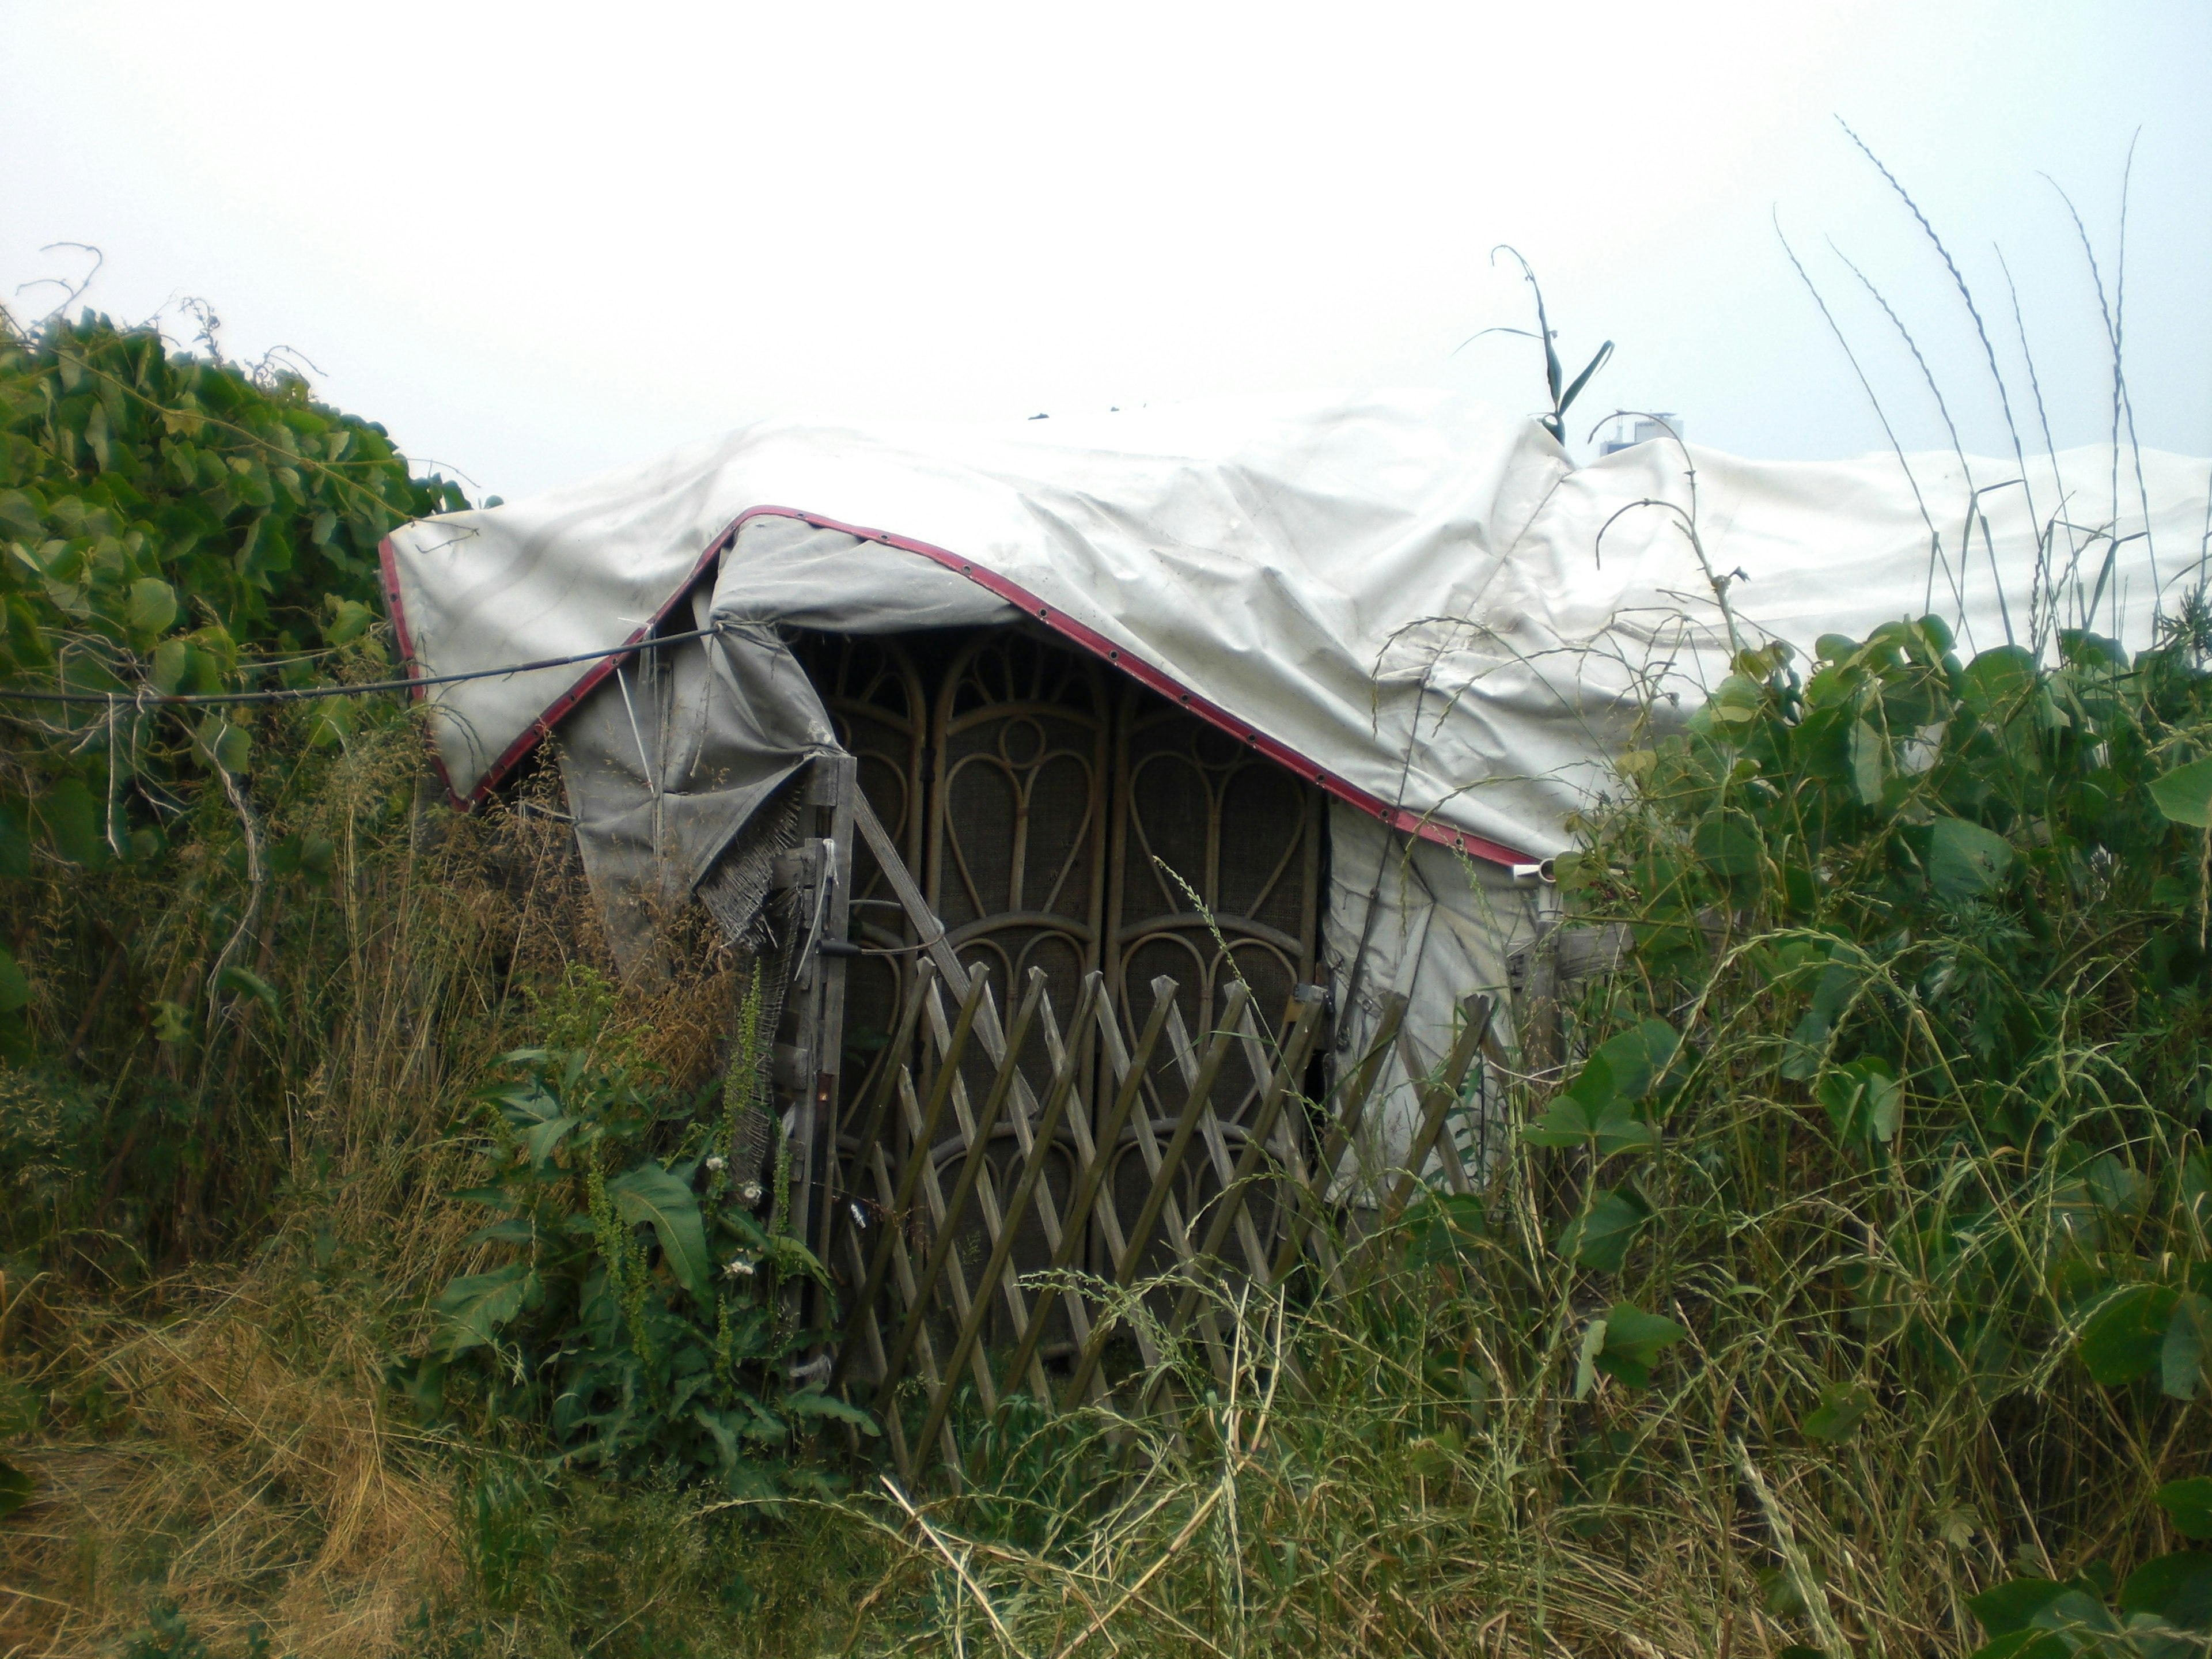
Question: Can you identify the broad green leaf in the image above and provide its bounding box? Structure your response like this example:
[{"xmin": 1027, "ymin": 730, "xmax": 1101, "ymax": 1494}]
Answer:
[
  {"xmin": 0, "ymin": 1457, "xmax": 30, "ymax": 1520},
  {"xmin": 1590, "ymin": 1301, "xmax": 1685, "ymax": 1387},
  {"xmin": 150, "ymin": 637, "xmax": 189, "ymax": 694},
  {"xmin": 1590, "ymin": 1019, "xmax": 1680, "ymax": 1102},
  {"xmin": 1967, "ymin": 1578, "xmax": 2071, "ymax": 1637},
  {"xmin": 1558, "ymin": 1186, "xmax": 1648, "ymax": 1273},
  {"xmin": 324, "ymin": 596, "xmax": 373, "ymax": 645},
  {"xmin": 1692, "ymin": 809, "xmax": 1763, "ymax": 878},
  {"xmin": 2078, "ymin": 1283, "xmax": 2180, "ymax": 1385},
  {"xmin": 1961, "ymin": 646, "xmax": 2039, "ymax": 720},
  {"xmin": 0, "ymin": 946, "xmax": 27, "ymax": 1014},
  {"xmin": 1817, "ymin": 1056, "xmax": 1902, "ymax": 1144},
  {"xmin": 433, "ymin": 1265, "xmax": 529, "ymax": 1357},
  {"xmin": 522, "ymin": 1113, "xmax": 579, "ymax": 1168},
  {"xmin": 35, "ymin": 777, "xmax": 102, "ymax": 866},
  {"xmin": 0, "ymin": 489, "xmax": 41, "ymax": 538},
  {"xmin": 1402, "ymin": 1192, "xmax": 1489, "ymax": 1269},
  {"xmin": 1521, "ymin": 1097, "xmax": 1597, "ymax": 1147},
  {"xmin": 192, "ymin": 713, "xmax": 251, "ymax": 775},
  {"xmin": 2150, "ymin": 756, "xmax": 2212, "ymax": 830},
  {"xmin": 2119, "ymin": 1552, "xmax": 2212, "ymax": 1624},
  {"xmin": 124, "ymin": 576, "xmax": 176, "ymax": 637},
  {"xmin": 1928, "ymin": 816, "xmax": 2012, "ymax": 903},
  {"xmin": 2158, "ymin": 1478, "xmax": 2212, "ymax": 1540},
  {"xmin": 1849, "ymin": 717, "xmax": 1887, "ymax": 805},
  {"xmin": 214, "ymin": 965, "xmax": 281, "ymax": 1024},
  {"xmin": 1801, "ymin": 1378, "xmax": 1875, "ymax": 1442},
  {"xmin": 608, "ymin": 1163, "xmax": 710, "ymax": 1300}
]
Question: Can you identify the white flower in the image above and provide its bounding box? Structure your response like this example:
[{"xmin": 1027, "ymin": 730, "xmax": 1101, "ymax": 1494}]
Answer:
[
  {"xmin": 724, "ymin": 1256, "xmax": 756, "ymax": 1279},
  {"xmin": 739, "ymin": 1181, "xmax": 763, "ymax": 1205},
  {"xmin": 705, "ymin": 1154, "xmax": 727, "ymax": 1173}
]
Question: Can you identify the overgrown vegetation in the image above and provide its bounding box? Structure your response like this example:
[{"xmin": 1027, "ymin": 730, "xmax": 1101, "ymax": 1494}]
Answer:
[{"xmin": 3, "ymin": 246, "xmax": 2210, "ymax": 1656}]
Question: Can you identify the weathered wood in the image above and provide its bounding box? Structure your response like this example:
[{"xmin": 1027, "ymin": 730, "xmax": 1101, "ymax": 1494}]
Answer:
[
  {"xmin": 914, "ymin": 974, "xmax": 1105, "ymax": 1462},
  {"xmin": 1153, "ymin": 989, "xmax": 1328, "ymax": 1378},
  {"xmin": 1382, "ymin": 995, "xmax": 1495, "ymax": 1225},
  {"xmin": 831, "ymin": 970, "xmax": 987, "ymax": 1392},
  {"xmin": 996, "ymin": 975, "xmax": 1177, "ymax": 1410},
  {"xmin": 1268, "ymin": 991, "xmax": 1408, "ymax": 1287},
  {"xmin": 873, "ymin": 971, "xmax": 1048, "ymax": 1418},
  {"xmin": 1060, "ymin": 983, "xmax": 1252, "ymax": 1411}
]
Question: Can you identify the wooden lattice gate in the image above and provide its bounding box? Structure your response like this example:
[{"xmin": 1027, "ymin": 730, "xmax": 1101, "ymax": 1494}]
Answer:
[
  {"xmin": 758, "ymin": 626, "xmax": 1494, "ymax": 1479},
  {"xmin": 800, "ymin": 791, "xmax": 1491, "ymax": 1482}
]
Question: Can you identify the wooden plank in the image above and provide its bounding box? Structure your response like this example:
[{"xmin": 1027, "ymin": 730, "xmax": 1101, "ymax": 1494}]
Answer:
[
  {"xmin": 913, "ymin": 975, "xmax": 1104, "ymax": 1464},
  {"xmin": 997, "ymin": 975, "xmax": 1177, "ymax": 1408},
  {"xmin": 1059, "ymin": 983, "xmax": 1252, "ymax": 1411}
]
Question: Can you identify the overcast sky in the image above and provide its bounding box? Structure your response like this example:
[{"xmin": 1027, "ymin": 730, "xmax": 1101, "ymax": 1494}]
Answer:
[{"xmin": 3, "ymin": 2, "xmax": 2207, "ymax": 505}]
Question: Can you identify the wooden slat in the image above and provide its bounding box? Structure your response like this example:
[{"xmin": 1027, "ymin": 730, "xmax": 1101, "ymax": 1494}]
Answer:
[
  {"xmin": 918, "ymin": 976, "xmax": 1050, "ymax": 1391},
  {"xmin": 1381, "ymin": 995, "xmax": 1495, "ymax": 1225},
  {"xmin": 830, "ymin": 971, "xmax": 987, "ymax": 1392},
  {"xmin": 873, "ymin": 970, "xmax": 1049, "ymax": 1419},
  {"xmin": 996, "ymin": 975, "xmax": 1177, "ymax": 1410},
  {"xmin": 1163, "ymin": 1000, "xmax": 1278, "ymax": 1286},
  {"xmin": 1268, "ymin": 991, "xmax": 1409, "ymax": 1287},
  {"xmin": 1153, "ymin": 990, "xmax": 1328, "ymax": 1381},
  {"xmin": 1397, "ymin": 1022, "xmax": 1476, "ymax": 1197},
  {"xmin": 913, "ymin": 974, "xmax": 1104, "ymax": 1462},
  {"xmin": 887, "ymin": 1067, "xmax": 999, "ymax": 1410},
  {"xmin": 853, "ymin": 793, "xmax": 1101, "ymax": 1384},
  {"xmin": 823, "ymin": 958, "xmax": 939, "ymax": 1295},
  {"xmin": 1060, "ymin": 983, "xmax": 1252, "ymax": 1411}
]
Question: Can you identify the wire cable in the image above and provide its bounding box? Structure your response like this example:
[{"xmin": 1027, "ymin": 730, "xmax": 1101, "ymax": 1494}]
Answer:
[{"xmin": 0, "ymin": 623, "xmax": 724, "ymax": 707}]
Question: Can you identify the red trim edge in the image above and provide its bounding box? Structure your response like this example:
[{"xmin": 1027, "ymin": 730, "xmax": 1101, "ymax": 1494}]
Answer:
[{"xmin": 380, "ymin": 509, "xmax": 1537, "ymax": 868}]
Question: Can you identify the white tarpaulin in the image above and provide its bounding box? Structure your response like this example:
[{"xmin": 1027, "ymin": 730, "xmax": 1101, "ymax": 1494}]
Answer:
[{"xmin": 380, "ymin": 391, "xmax": 2209, "ymax": 1171}]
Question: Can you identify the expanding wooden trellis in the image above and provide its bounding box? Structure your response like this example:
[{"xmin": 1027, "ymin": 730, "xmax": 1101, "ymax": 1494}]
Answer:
[{"xmin": 816, "ymin": 792, "xmax": 1493, "ymax": 1482}]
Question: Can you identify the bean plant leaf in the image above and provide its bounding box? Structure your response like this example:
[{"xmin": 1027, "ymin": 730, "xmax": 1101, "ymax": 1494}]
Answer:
[
  {"xmin": 2077, "ymin": 1283, "xmax": 2180, "ymax": 1385},
  {"xmin": 1927, "ymin": 817, "xmax": 2012, "ymax": 903},
  {"xmin": 1801, "ymin": 1378, "xmax": 1876, "ymax": 1442},
  {"xmin": 2124, "ymin": 1286, "xmax": 2210, "ymax": 1401},
  {"xmin": 1967, "ymin": 1578, "xmax": 2071, "ymax": 1637},
  {"xmin": 1817, "ymin": 1057, "xmax": 1902, "ymax": 1145},
  {"xmin": 2158, "ymin": 1479, "xmax": 2212, "ymax": 1540},
  {"xmin": 2119, "ymin": 1552, "xmax": 2212, "ymax": 1624},
  {"xmin": 0, "ymin": 946, "xmax": 28, "ymax": 1014},
  {"xmin": 2149, "ymin": 756, "xmax": 2212, "ymax": 829},
  {"xmin": 1558, "ymin": 1185, "xmax": 1648, "ymax": 1272},
  {"xmin": 124, "ymin": 576, "xmax": 176, "ymax": 637},
  {"xmin": 607, "ymin": 1164, "xmax": 711, "ymax": 1300},
  {"xmin": 1590, "ymin": 1301, "xmax": 1685, "ymax": 1387}
]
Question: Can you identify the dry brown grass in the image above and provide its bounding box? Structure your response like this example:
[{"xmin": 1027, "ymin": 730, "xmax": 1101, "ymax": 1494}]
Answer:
[{"xmin": 1, "ymin": 1272, "xmax": 460, "ymax": 1657}]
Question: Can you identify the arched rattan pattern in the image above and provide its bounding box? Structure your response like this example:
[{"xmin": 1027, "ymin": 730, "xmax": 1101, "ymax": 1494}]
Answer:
[{"xmin": 1106, "ymin": 678, "xmax": 1323, "ymax": 1141}]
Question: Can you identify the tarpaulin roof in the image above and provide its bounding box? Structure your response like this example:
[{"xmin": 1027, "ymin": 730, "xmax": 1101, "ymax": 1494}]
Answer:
[{"xmin": 381, "ymin": 389, "xmax": 2210, "ymax": 868}]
